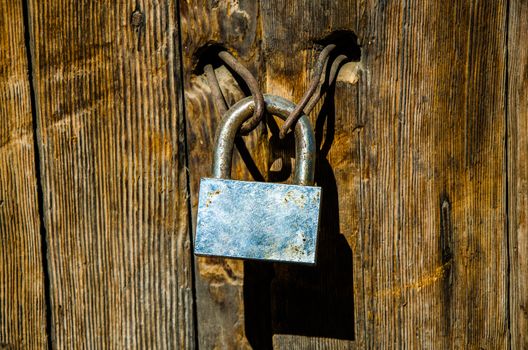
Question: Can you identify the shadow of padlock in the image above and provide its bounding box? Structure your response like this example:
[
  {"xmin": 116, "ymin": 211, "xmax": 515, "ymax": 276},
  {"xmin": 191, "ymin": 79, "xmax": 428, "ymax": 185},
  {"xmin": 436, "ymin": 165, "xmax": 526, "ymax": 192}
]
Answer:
[{"xmin": 194, "ymin": 94, "xmax": 322, "ymax": 264}]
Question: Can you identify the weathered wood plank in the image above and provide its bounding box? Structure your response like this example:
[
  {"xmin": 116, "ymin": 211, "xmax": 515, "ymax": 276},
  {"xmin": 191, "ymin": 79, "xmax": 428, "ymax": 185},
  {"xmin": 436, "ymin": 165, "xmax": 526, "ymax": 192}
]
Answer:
[
  {"xmin": 180, "ymin": 0, "xmax": 510, "ymax": 347},
  {"xmin": 0, "ymin": 0, "xmax": 48, "ymax": 348},
  {"xmin": 356, "ymin": 0, "xmax": 509, "ymax": 347},
  {"xmin": 179, "ymin": 1, "xmax": 266, "ymax": 348},
  {"xmin": 508, "ymin": 0, "xmax": 528, "ymax": 348},
  {"xmin": 260, "ymin": 3, "xmax": 363, "ymax": 349},
  {"xmin": 258, "ymin": 3, "xmax": 362, "ymax": 350},
  {"xmin": 25, "ymin": 1, "xmax": 194, "ymax": 348},
  {"xmin": 367, "ymin": 0, "xmax": 510, "ymax": 347},
  {"xmin": 264, "ymin": 0, "xmax": 508, "ymax": 348}
]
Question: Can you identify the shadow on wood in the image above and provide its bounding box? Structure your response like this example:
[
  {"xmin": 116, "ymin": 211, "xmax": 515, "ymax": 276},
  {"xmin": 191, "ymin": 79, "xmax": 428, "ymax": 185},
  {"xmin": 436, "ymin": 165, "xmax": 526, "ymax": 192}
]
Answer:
[{"xmin": 243, "ymin": 69, "xmax": 355, "ymax": 348}]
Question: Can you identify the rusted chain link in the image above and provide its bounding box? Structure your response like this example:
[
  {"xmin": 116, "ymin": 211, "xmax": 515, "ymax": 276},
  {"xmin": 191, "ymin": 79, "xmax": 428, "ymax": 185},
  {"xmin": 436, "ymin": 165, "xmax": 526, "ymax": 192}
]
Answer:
[
  {"xmin": 215, "ymin": 51, "xmax": 265, "ymax": 135},
  {"xmin": 278, "ymin": 44, "xmax": 337, "ymax": 139}
]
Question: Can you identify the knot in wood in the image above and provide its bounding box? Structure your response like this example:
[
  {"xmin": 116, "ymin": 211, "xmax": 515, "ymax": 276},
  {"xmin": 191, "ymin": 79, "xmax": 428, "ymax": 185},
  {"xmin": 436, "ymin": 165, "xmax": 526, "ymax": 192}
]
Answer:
[{"xmin": 131, "ymin": 10, "xmax": 144, "ymax": 29}]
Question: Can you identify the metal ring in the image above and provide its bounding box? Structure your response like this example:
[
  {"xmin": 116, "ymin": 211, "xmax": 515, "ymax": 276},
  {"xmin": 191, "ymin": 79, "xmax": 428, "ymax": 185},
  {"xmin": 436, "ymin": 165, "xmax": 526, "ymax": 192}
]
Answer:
[{"xmin": 212, "ymin": 94, "xmax": 316, "ymax": 186}]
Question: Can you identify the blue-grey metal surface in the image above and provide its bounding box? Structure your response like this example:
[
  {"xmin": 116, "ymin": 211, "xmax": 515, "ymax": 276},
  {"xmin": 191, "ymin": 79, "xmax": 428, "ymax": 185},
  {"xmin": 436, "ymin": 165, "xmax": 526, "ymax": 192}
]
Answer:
[{"xmin": 194, "ymin": 178, "xmax": 321, "ymax": 264}]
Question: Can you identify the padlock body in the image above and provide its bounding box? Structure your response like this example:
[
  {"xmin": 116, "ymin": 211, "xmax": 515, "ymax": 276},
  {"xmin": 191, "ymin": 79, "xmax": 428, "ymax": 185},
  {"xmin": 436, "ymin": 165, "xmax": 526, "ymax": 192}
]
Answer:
[{"xmin": 194, "ymin": 178, "xmax": 321, "ymax": 264}]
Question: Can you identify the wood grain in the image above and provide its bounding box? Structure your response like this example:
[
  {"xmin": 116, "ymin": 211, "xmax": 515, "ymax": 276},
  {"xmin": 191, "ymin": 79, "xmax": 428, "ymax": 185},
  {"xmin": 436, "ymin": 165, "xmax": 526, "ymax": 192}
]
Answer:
[
  {"xmin": 25, "ymin": 0, "xmax": 194, "ymax": 348},
  {"xmin": 356, "ymin": 0, "xmax": 508, "ymax": 347},
  {"xmin": 1, "ymin": 0, "xmax": 522, "ymax": 347},
  {"xmin": 259, "ymin": 3, "xmax": 363, "ymax": 349},
  {"xmin": 273, "ymin": 335, "xmax": 356, "ymax": 350},
  {"xmin": 264, "ymin": 0, "xmax": 509, "ymax": 348},
  {"xmin": 181, "ymin": 0, "xmax": 511, "ymax": 348},
  {"xmin": 0, "ymin": 0, "xmax": 48, "ymax": 348},
  {"xmin": 179, "ymin": 0, "xmax": 267, "ymax": 348},
  {"xmin": 508, "ymin": 0, "xmax": 528, "ymax": 348}
]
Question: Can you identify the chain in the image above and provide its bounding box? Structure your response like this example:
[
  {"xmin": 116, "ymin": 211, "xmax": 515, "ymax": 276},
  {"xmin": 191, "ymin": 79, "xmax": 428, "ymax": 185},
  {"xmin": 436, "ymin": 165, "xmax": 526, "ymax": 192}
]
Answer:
[{"xmin": 204, "ymin": 45, "xmax": 348, "ymax": 137}]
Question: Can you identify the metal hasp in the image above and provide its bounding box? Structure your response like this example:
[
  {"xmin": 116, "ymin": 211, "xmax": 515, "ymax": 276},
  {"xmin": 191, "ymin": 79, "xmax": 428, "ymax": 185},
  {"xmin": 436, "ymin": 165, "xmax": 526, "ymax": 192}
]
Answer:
[{"xmin": 194, "ymin": 95, "xmax": 322, "ymax": 264}]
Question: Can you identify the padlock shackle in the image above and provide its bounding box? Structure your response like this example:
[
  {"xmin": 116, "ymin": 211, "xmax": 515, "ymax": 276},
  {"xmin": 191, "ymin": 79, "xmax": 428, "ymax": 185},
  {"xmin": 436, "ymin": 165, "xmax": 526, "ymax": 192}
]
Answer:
[{"xmin": 212, "ymin": 94, "xmax": 316, "ymax": 186}]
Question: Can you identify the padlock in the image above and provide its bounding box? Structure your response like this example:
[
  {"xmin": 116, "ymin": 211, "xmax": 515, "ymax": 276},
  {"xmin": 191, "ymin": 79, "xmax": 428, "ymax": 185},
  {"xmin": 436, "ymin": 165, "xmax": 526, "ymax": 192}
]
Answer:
[{"xmin": 194, "ymin": 94, "xmax": 321, "ymax": 264}]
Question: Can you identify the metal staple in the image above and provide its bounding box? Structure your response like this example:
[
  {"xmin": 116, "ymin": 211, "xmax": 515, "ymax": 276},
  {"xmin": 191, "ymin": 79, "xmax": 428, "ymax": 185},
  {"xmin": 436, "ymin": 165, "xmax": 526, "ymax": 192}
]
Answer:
[
  {"xmin": 279, "ymin": 44, "xmax": 338, "ymax": 139},
  {"xmin": 303, "ymin": 53, "xmax": 349, "ymax": 115}
]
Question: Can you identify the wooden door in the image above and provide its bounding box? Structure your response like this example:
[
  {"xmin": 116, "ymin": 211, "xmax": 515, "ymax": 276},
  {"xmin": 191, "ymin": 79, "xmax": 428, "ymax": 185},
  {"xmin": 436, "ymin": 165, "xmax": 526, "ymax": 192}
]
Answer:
[{"xmin": 1, "ymin": 0, "xmax": 527, "ymax": 348}]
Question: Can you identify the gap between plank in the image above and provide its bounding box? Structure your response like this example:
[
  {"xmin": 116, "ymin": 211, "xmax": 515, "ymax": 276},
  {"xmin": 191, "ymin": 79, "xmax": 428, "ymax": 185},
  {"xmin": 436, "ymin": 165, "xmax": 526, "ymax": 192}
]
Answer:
[
  {"xmin": 504, "ymin": 0, "xmax": 512, "ymax": 348},
  {"xmin": 175, "ymin": 0, "xmax": 200, "ymax": 348},
  {"xmin": 21, "ymin": 1, "xmax": 54, "ymax": 349}
]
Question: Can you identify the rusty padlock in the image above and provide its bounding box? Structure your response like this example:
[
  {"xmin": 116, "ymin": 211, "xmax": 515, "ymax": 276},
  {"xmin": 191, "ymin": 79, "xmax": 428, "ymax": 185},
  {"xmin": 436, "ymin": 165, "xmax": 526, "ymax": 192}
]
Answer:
[{"xmin": 194, "ymin": 94, "xmax": 321, "ymax": 264}]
